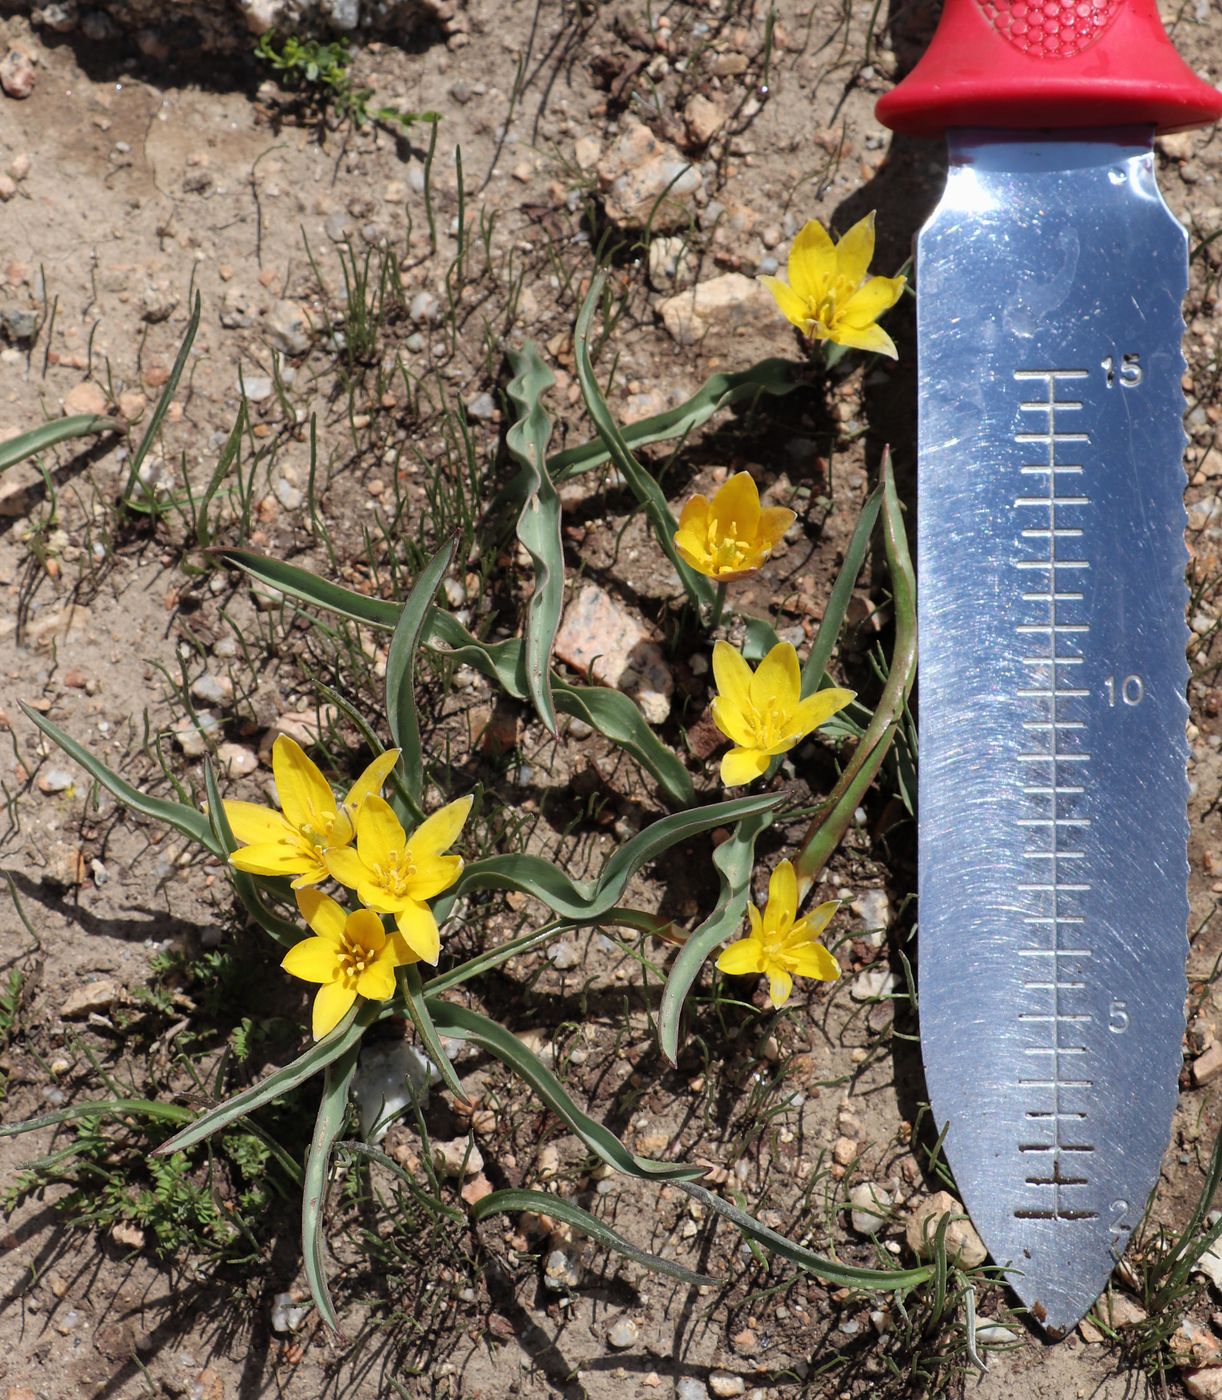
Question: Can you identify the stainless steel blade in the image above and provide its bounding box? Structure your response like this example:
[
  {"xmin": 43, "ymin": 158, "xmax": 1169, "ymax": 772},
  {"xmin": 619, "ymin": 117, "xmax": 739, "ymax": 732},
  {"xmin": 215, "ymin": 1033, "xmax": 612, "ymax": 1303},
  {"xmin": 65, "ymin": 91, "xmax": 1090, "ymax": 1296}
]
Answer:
[{"xmin": 917, "ymin": 130, "xmax": 1189, "ymax": 1335}]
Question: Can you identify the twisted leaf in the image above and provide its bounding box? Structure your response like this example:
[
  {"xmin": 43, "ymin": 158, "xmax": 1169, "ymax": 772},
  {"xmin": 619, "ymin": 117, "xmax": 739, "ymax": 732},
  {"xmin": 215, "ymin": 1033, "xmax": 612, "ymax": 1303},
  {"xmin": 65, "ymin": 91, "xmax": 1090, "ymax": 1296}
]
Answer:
[{"xmin": 0, "ymin": 414, "xmax": 118, "ymax": 474}]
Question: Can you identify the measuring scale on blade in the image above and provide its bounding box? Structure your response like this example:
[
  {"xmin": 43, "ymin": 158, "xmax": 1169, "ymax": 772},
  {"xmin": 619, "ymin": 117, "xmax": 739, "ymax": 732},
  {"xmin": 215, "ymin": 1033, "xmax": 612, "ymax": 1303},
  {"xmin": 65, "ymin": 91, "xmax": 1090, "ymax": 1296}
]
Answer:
[{"xmin": 913, "ymin": 133, "xmax": 1190, "ymax": 1333}]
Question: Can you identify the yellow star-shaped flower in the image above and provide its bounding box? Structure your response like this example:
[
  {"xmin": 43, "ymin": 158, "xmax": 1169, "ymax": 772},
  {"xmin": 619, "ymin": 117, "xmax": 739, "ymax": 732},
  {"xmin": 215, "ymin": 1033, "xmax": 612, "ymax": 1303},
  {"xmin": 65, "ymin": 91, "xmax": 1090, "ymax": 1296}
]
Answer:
[
  {"xmin": 284, "ymin": 889, "xmax": 408, "ymax": 1039},
  {"xmin": 716, "ymin": 859, "xmax": 841, "ymax": 1008},
  {"xmin": 760, "ymin": 211, "xmax": 905, "ymax": 359},
  {"xmin": 674, "ymin": 471, "xmax": 795, "ymax": 582},
  {"xmin": 710, "ymin": 639, "xmax": 853, "ymax": 786},
  {"xmin": 225, "ymin": 736, "xmax": 400, "ymax": 889}
]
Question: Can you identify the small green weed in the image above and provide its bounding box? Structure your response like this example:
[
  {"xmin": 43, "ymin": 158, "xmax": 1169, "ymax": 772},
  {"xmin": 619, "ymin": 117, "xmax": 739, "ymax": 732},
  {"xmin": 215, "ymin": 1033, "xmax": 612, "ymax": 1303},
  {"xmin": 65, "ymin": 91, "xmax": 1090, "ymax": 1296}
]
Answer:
[{"xmin": 254, "ymin": 32, "xmax": 440, "ymax": 133}]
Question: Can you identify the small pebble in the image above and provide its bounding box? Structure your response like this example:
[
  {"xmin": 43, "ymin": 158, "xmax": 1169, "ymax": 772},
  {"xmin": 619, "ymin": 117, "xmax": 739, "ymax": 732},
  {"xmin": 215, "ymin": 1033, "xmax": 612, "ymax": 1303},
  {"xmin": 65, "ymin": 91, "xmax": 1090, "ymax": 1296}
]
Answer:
[
  {"xmin": 37, "ymin": 768, "xmax": 74, "ymax": 795},
  {"xmin": 709, "ymin": 1376, "xmax": 746, "ymax": 1398},
  {"xmin": 466, "ymin": 391, "xmax": 496, "ymax": 420},
  {"xmin": 0, "ymin": 48, "xmax": 36, "ymax": 100},
  {"xmin": 547, "ymin": 941, "xmax": 579, "ymax": 971},
  {"xmin": 606, "ymin": 1317, "xmax": 639, "ymax": 1349},
  {"xmin": 190, "ymin": 673, "xmax": 233, "ymax": 707}
]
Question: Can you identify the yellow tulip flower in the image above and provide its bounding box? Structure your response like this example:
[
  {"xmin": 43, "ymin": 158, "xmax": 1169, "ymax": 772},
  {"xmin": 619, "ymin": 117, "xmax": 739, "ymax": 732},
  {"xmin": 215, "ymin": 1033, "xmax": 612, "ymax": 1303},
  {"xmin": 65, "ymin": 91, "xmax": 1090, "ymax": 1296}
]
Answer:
[
  {"xmin": 325, "ymin": 793, "xmax": 472, "ymax": 965},
  {"xmin": 760, "ymin": 212, "xmax": 906, "ymax": 359},
  {"xmin": 716, "ymin": 859, "xmax": 840, "ymax": 1008},
  {"xmin": 710, "ymin": 639, "xmax": 853, "ymax": 786},
  {"xmin": 674, "ymin": 471, "xmax": 795, "ymax": 582},
  {"xmin": 283, "ymin": 889, "xmax": 406, "ymax": 1039},
  {"xmin": 225, "ymin": 736, "xmax": 400, "ymax": 889}
]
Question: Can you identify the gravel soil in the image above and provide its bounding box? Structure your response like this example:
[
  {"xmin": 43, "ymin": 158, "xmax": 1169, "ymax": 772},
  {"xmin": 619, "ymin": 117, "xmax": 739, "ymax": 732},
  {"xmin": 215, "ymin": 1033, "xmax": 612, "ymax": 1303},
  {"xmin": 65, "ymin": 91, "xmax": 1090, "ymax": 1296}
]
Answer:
[{"xmin": 0, "ymin": 1, "xmax": 1221, "ymax": 1397}]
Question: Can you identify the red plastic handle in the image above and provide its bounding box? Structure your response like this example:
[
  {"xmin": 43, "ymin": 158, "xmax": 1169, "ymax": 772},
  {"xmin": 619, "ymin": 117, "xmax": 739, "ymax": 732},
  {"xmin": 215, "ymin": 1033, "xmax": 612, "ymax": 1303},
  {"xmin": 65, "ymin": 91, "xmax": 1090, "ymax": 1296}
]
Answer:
[{"xmin": 876, "ymin": 0, "xmax": 1222, "ymax": 136}]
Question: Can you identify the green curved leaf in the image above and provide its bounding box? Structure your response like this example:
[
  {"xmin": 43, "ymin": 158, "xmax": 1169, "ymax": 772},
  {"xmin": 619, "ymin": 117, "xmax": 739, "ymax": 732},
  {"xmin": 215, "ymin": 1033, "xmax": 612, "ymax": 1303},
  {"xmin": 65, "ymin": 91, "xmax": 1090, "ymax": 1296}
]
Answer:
[
  {"xmin": 152, "ymin": 1002, "xmax": 378, "ymax": 1158},
  {"xmin": 0, "ymin": 414, "xmax": 118, "ymax": 474},
  {"xmin": 674, "ymin": 1181, "xmax": 933, "ymax": 1291},
  {"xmin": 658, "ymin": 806, "xmax": 775, "ymax": 1064},
  {"xmin": 472, "ymin": 1188, "xmax": 714, "ymax": 1286},
  {"xmin": 214, "ymin": 553, "xmax": 695, "ymax": 805},
  {"xmin": 122, "ymin": 291, "xmax": 201, "ymax": 509},
  {"xmin": 20, "ymin": 703, "xmax": 221, "ymax": 857},
  {"xmin": 547, "ymin": 358, "xmax": 800, "ymax": 482},
  {"xmin": 573, "ymin": 272, "xmax": 714, "ymax": 612},
  {"xmin": 386, "ymin": 536, "xmax": 455, "ymax": 815},
  {"xmin": 426, "ymin": 1000, "xmax": 703, "ymax": 1182},
  {"xmin": 302, "ymin": 1042, "xmax": 360, "ymax": 1337},
  {"xmin": 0, "ymin": 1098, "xmax": 193, "ymax": 1139},
  {"xmin": 438, "ymin": 791, "xmax": 780, "ymax": 921},
  {"xmin": 504, "ymin": 343, "xmax": 561, "ymax": 733}
]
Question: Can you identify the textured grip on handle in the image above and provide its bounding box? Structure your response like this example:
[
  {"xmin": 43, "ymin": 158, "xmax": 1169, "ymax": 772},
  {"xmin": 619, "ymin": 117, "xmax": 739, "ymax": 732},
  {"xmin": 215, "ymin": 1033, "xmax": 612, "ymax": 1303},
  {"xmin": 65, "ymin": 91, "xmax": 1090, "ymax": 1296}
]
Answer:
[{"xmin": 876, "ymin": 0, "xmax": 1222, "ymax": 137}]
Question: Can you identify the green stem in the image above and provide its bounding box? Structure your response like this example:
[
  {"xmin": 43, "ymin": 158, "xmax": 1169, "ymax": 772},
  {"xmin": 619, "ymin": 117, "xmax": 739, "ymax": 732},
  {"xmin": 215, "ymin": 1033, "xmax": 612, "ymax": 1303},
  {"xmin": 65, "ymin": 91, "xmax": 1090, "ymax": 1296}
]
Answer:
[{"xmin": 709, "ymin": 582, "xmax": 728, "ymax": 632}]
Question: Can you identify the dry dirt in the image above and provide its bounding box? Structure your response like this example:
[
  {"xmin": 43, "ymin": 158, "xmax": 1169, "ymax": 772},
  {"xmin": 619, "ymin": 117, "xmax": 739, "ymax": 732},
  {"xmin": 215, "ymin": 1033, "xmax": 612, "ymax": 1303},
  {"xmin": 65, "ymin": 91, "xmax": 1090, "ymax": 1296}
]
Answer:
[{"xmin": 0, "ymin": 1, "xmax": 1220, "ymax": 1398}]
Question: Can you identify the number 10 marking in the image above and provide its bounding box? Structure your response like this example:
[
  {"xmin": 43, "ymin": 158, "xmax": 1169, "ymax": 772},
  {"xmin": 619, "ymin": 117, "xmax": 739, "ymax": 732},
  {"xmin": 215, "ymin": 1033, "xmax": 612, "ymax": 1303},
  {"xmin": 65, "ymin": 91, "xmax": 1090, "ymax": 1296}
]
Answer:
[{"xmin": 1104, "ymin": 674, "xmax": 1144, "ymax": 707}]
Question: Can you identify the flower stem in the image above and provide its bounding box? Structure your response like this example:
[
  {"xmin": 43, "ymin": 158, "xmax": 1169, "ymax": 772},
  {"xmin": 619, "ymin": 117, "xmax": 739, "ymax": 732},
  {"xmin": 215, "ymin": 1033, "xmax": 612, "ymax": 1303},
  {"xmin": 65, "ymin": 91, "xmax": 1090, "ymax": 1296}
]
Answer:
[{"xmin": 709, "ymin": 582, "xmax": 728, "ymax": 632}]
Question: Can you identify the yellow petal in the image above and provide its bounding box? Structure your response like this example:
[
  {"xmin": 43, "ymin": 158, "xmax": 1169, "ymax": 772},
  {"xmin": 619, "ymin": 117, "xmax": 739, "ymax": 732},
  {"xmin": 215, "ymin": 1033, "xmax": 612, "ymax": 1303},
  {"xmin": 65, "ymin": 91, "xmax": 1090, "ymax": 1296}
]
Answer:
[
  {"xmin": 747, "ymin": 903, "xmax": 763, "ymax": 938},
  {"xmin": 787, "ymin": 942, "xmax": 841, "ymax": 982},
  {"xmin": 282, "ymin": 935, "xmax": 342, "ymax": 984},
  {"xmin": 712, "ymin": 641, "xmax": 753, "ymax": 718},
  {"xmin": 675, "ymin": 528, "xmax": 714, "ymax": 576},
  {"xmin": 677, "ymin": 493, "xmax": 710, "ymax": 533},
  {"xmin": 325, "ymin": 845, "xmax": 366, "ymax": 891},
  {"xmin": 388, "ymin": 932, "xmax": 421, "ymax": 967},
  {"xmin": 229, "ymin": 841, "xmax": 313, "ymax": 878},
  {"xmin": 720, "ymin": 746, "xmax": 770, "ymax": 786},
  {"xmin": 355, "ymin": 953, "xmax": 397, "ymax": 1002},
  {"xmin": 394, "ymin": 901, "xmax": 441, "ymax": 964},
  {"xmin": 344, "ymin": 748, "xmax": 401, "ymax": 813},
  {"xmin": 224, "ymin": 801, "xmax": 294, "ymax": 846},
  {"xmin": 407, "ymin": 853, "xmax": 463, "ymax": 902},
  {"xmin": 716, "ymin": 936, "xmax": 766, "ymax": 976},
  {"xmin": 793, "ymin": 687, "xmax": 855, "ymax": 736},
  {"xmin": 356, "ymin": 794, "xmax": 408, "ymax": 868},
  {"xmin": 750, "ymin": 642, "xmax": 801, "ymax": 714},
  {"xmin": 758, "ymin": 275, "xmax": 812, "ymax": 333},
  {"xmin": 767, "ymin": 968, "xmax": 794, "ymax": 1007},
  {"xmin": 829, "ymin": 321, "xmax": 898, "ymax": 360},
  {"xmin": 839, "ymin": 275, "xmax": 906, "ymax": 329},
  {"xmin": 295, "ymin": 888, "xmax": 347, "ymax": 943},
  {"xmin": 710, "ymin": 695, "xmax": 755, "ymax": 749},
  {"xmin": 766, "ymin": 859, "xmax": 798, "ymax": 928},
  {"xmin": 312, "ymin": 981, "xmax": 357, "ymax": 1040},
  {"xmin": 271, "ymin": 734, "xmax": 337, "ymax": 831},
  {"xmin": 834, "ymin": 211, "xmax": 877, "ymax": 289},
  {"xmin": 289, "ymin": 863, "xmax": 329, "ymax": 890},
  {"xmin": 406, "ymin": 794, "xmax": 473, "ymax": 860},
  {"xmin": 346, "ymin": 906, "xmax": 389, "ymax": 952},
  {"xmin": 709, "ymin": 472, "xmax": 761, "ymax": 542},
  {"xmin": 803, "ymin": 899, "xmax": 841, "ymax": 939},
  {"xmin": 757, "ymin": 505, "xmax": 796, "ymax": 548},
  {"xmin": 787, "ymin": 220, "xmax": 837, "ymax": 303}
]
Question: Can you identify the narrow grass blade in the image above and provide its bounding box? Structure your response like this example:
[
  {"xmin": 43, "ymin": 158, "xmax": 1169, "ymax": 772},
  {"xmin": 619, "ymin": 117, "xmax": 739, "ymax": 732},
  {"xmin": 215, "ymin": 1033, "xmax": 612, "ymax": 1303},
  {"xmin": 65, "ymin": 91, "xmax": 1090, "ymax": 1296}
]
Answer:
[
  {"xmin": 801, "ymin": 481, "xmax": 884, "ymax": 697},
  {"xmin": 439, "ymin": 792, "xmax": 781, "ymax": 921},
  {"xmin": 674, "ymin": 1180, "xmax": 933, "ymax": 1290},
  {"xmin": 658, "ymin": 806, "xmax": 775, "ymax": 1064},
  {"xmin": 386, "ymin": 536, "xmax": 455, "ymax": 813},
  {"xmin": 426, "ymin": 1001, "xmax": 704, "ymax": 1181},
  {"xmin": 336, "ymin": 1139, "xmax": 464, "ymax": 1221},
  {"xmin": 203, "ymin": 760, "xmax": 303, "ymax": 947},
  {"xmin": 547, "ymin": 358, "xmax": 800, "ymax": 482},
  {"xmin": 21, "ymin": 703, "xmax": 220, "ymax": 856},
  {"xmin": 504, "ymin": 343, "xmax": 561, "ymax": 733},
  {"xmin": 215, "ymin": 553, "xmax": 694, "ymax": 804},
  {"xmin": 0, "ymin": 414, "xmax": 118, "ymax": 474},
  {"xmin": 573, "ymin": 272, "xmax": 714, "ymax": 612},
  {"xmin": 794, "ymin": 452, "xmax": 916, "ymax": 896},
  {"xmin": 302, "ymin": 1041, "xmax": 359, "ymax": 1337},
  {"xmin": 400, "ymin": 964, "xmax": 465, "ymax": 1098},
  {"xmin": 0, "ymin": 1098, "xmax": 194, "ymax": 1139},
  {"xmin": 121, "ymin": 291, "xmax": 201, "ymax": 508},
  {"xmin": 151, "ymin": 1002, "xmax": 379, "ymax": 1157},
  {"xmin": 471, "ymin": 1188, "xmax": 714, "ymax": 1286}
]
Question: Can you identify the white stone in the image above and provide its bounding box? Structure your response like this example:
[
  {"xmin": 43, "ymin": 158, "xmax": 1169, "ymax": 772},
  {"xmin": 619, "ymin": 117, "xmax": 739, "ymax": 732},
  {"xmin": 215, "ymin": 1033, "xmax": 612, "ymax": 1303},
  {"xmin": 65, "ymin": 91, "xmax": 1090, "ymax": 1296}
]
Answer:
[
  {"xmin": 596, "ymin": 118, "xmax": 701, "ymax": 231},
  {"xmin": 848, "ymin": 1182, "xmax": 892, "ymax": 1236},
  {"xmin": 270, "ymin": 1291, "xmax": 309, "ymax": 1333},
  {"xmin": 709, "ymin": 1373, "xmax": 746, "ymax": 1397},
  {"xmin": 1184, "ymin": 1371, "xmax": 1222, "ymax": 1400},
  {"xmin": 217, "ymin": 742, "xmax": 258, "ymax": 779},
  {"xmin": 905, "ymin": 1191, "xmax": 987, "ymax": 1268},
  {"xmin": 606, "ymin": 1316, "xmax": 639, "ymax": 1348},
  {"xmin": 266, "ymin": 299, "xmax": 312, "ymax": 356},
  {"xmin": 850, "ymin": 967, "xmax": 898, "ymax": 1001},
  {"xmin": 351, "ymin": 1040, "xmax": 437, "ymax": 1140},
  {"xmin": 190, "ymin": 672, "xmax": 233, "ymax": 707},
  {"xmin": 554, "ymin": 583, "xmax": 673, "ymax": 724},
  {"xmin": 432, "ymin": 1138, "xmax": 484, "ymax": 1178},
  {"xmin": 658, "ymin": 274, "xmax": 775, "ymax": 347}
]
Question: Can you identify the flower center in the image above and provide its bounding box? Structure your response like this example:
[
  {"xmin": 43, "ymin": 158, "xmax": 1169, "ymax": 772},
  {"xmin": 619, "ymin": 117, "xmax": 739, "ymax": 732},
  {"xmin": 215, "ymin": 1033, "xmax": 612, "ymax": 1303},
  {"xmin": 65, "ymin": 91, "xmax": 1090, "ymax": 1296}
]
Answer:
[
  {"xmin": 338, "ymin": 934, "xmax": 379, "ymax": 984},
  {"xmin": 372, "ymin": 849, "xmax": 416, "ymax": 898},
  {"xmin": 745, "ymin": 695, "xmax": 788, "ymax": 749},
  {"xmin": 298, "ymin": 813, "xmax": 336, "ymax": 849},
  {"xmin": 706, "ymin": 518, "xmax": 751, "ymax": 571}
]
